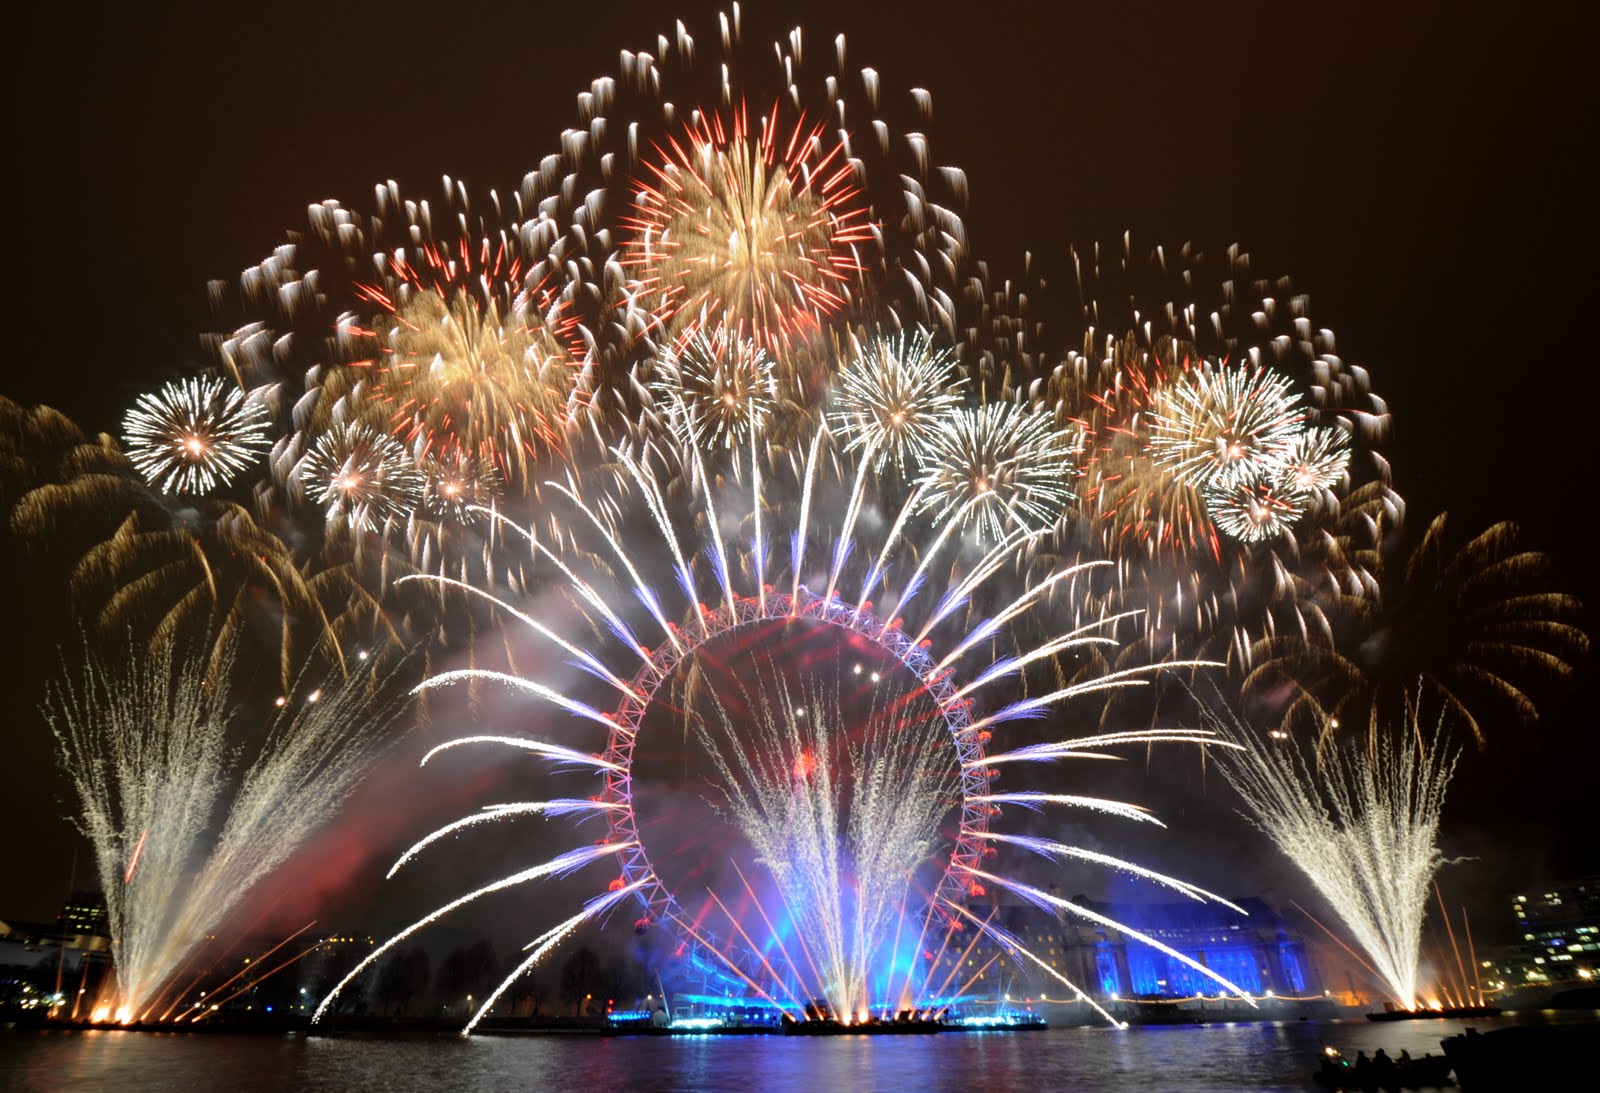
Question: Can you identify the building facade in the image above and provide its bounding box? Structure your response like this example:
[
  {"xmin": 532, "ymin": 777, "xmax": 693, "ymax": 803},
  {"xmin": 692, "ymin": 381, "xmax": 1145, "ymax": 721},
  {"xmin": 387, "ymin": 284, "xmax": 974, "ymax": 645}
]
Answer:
[
  {"xmin": 1503, "ymin": 876, "xmax": 1599, "ymax": 989},
  {"xmin": 940, "ymin": 890, "xmax": 1323, "ymax": 1003}
]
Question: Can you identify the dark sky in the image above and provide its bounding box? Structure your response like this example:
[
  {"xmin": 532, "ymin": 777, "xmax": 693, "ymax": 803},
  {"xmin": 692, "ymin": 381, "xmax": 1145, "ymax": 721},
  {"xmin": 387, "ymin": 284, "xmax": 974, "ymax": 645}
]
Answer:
[{"xmin": 4, "ymin": 1, "xmax": 1596, "ymax": 945}]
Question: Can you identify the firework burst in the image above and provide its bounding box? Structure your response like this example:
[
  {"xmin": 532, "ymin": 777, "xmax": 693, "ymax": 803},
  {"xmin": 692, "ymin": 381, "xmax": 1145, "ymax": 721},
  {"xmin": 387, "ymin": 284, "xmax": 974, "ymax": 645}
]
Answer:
[
  {"xmin": 1246, "ymin": 514, "xmax": 1589, "ymax": 747},
  {"xmin": 828, "ymin": 329, "xmax": 965, "ymax": 472},
  {"xmin": 1205, "ymin": 474, "xmax": 1309, "ymax": 543},
  {"xmin": 341, "ymin": 243, "xmax": 582, "ymax": 482},
  {"xmin": 122, "ymin": 377, "xmax": 268, "ymax": 495},
  {"xmin": 298, "ymin": 423, "xmax": 423, "ymax": 531},
  {"xmin": 419, "ymin": 453, "xmax": 504, "ymax": 523},
  {"xmin": 1148, "ymin": 362, "xmax": 1304, "ymax": 490},
  {"xmin": 914, "ymin": 401, "xmax": 1075, "ymax": 542},
  {"xmin": 1275, "ymin": 426, "xmax": 1352, "ymax": 494},
  {"xmin": 648, "ymin": 326, "xmax": 777, "ymax": 449},
  {"xmin": 622, "ymin": 104, "xmax": 871, "ymax": 351}
]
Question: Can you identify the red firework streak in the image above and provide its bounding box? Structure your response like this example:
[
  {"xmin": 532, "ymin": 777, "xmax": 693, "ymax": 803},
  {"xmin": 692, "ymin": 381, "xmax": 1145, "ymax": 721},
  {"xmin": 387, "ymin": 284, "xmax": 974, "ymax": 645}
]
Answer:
[
  {"xmin": 621, "ymin": 102, "xmax": 873, "ymax": 352},
  {"xmin": 124, "ymin": 829, "xmax": 149, "ymax": 883}
]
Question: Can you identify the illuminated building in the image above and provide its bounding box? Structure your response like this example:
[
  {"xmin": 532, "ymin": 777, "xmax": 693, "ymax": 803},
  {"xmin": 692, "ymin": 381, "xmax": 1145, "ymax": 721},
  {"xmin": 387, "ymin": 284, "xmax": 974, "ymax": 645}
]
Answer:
[
  {"xmin": 57, "ymin": 891, "xmax": 109, "ymax": 941},
  {"xmin": 1506, "ymin": 877, "xmax": 1600, "ymax": 987},
  {"xmin": 949, "ymin": 889, "xmax": 1325, "ymax": 1005}
]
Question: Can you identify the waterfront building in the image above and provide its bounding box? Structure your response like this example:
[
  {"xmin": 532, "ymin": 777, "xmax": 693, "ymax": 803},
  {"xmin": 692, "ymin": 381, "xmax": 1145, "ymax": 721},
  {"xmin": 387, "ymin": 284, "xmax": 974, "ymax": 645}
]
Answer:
[
  {"xmin": 945, "ymin": 888, "xmax": 1325, "ymax": 1004},
  {"xmin": 1503, "ymin": 876, "xmax": 1599, "ymax": 988}
]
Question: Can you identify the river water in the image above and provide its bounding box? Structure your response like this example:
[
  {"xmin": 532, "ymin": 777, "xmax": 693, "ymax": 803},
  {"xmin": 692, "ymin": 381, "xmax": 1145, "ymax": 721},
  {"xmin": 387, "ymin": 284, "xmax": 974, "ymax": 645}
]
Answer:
[{"xmin": 3, "ymin": 1013, "xmax": 1594, "ymax": 1091}]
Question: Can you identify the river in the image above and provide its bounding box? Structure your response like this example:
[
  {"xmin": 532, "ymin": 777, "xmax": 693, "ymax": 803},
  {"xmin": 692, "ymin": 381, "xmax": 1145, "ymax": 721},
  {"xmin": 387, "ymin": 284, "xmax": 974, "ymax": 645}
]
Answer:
[{"xmin": 3, "ymin": 1012, "xmax": 1594, "ymax": 1091}]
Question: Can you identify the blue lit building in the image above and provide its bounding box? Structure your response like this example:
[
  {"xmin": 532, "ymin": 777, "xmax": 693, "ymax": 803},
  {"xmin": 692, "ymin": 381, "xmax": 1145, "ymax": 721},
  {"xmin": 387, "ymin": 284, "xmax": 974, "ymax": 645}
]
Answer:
[
  {"xmin": 1079, "ymin": 896, "xmax": 1314, "ymax": 997},
  {"xmin": 950, "ymin": 889, "xmax": 1323, "ymax": 1003}
]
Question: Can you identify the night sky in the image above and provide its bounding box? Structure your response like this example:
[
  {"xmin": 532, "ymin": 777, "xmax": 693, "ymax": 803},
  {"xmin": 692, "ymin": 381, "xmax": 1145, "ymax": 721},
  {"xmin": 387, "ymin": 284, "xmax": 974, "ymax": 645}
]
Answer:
[{"xmin": 4, "ymin": 1, "xmax": 1595, "ymax": 946}]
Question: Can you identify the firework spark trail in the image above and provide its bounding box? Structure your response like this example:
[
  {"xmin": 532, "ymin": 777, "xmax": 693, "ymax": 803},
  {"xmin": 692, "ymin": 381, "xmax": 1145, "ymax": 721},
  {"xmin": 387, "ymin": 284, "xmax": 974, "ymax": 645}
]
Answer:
[
  {"xmin": 540, "ymin": 480, "xmax": 684, "ymax": 637},
  {"xmin": 1211, "ymin": 704, "xmax": 1457, "ymax": 1008},
  {"xmin": 702, "ymin": 886, "xmax": 807, "ymax": 1010},
  {"xmin": 418, "ymin": 676, "xmax": 625, "ymax": 734},
  {"xmin": 462, "ymin": 878, "xmax": 653, "ymax": 1035},
  {"xmin": 913, "ymin": 527, "xmax": 1042, "ymax": 643},
  {"xmin": 313, "ymin": 841, "xmax": 636, "ymax": 1023},
  {"xmin": 386, "ymin": 800, "xmax": 620, "ymax": 879},
  {"xmin": 122, "ymin": 377, "xmax": 269, "ymax": 495},
  {"xmin": 939, "ymin": 900, "xmax": 1124, "ymax": 1027},
  {"xmin": 973, "ymin": 832, "xmax": 1247, "ymax": 912},
  {"xmin": 928, "ymin": 566, "xmax": 1121, "ymax": 674},
  {"xmin": 419, "ymin": 734, "xmax": 624, "ymax": 772},
  {"xmin": 46, "ymin": 638, "xmax": 405, "ymax": 1020},
  {"xmin": 395, "ymin": 574, "xmax": 640, "ymax": 698},
  {"xmin": 959, "ymin": 660, "xmax": 1223, "ymax": 735},
  {"xmin": 957, "ymin": 865, "xmax": 1256, "ymax": 1003},
  {"xmin": 974, "ymin": 728, "xmax": 1242, "ymax": 766},
  {"xmin": 968, "ymin": 792, "xmax": 1164, "ymax": 825}
]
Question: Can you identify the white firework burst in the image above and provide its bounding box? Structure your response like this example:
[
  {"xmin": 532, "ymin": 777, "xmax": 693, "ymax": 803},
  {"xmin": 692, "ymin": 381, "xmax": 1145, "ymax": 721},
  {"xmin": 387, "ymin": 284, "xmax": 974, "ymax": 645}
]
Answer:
[
  {"xmin": 649, "ymin": 327, "xmax": 777, "ymax": 449},
  {"xmin": 1148, "ymin": 363, "xmax": 1304, "ymax": 489},
  {"xmin": 1274, "ymin": 425, "xmax": 1352, "ymax": 493},
  {"xmin": 913, "ymin": 401, "xmax": 1075, "ymax": 542},
  {"xmin": 299, "ymin": 423, "xmax": 423, "ymax": 530},
  {"xmin": 122, "ymin": 377, "xmax": 269, "ymax": 494},
  {"xmin": 827, "ymin": 330, "xmax": 966, "ymax": 472},
  {"xmin": 1205, "ymin": 473, "xmax": 1308, "ymax": 542},
  {"xmin": 419, "ymin": 453, "xmax": 504, "ymax": 523}
]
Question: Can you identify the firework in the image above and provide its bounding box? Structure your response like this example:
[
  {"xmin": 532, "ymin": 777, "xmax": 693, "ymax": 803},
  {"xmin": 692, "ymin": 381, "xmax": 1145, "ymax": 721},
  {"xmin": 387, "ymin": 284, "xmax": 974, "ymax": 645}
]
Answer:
[
  {"xmin": 419, "ymin": 453, "xmax": 504, "ymax": 523},
  {"xmin": 828, "ymin": 330, "xmax": 965, "ymax": 473},
  {"xmin": 341, "ymin": 249, "xmax": 581, "ymax": 482},
  {"xmin": 45, "ymin": 637, "xmax": 407, "ymax": 1021},
  {"xmin": 1211, "ymin": 701, "xmax": 1456, "ymax": 1009},
  {"xmin": 1275, "ymin": 426, "xmax": 1351, "ymax": 494},
  {"xmin": 648, "ymin": 326, "xmax": 777, "ymax": 449},
  {"xmin": 1030, "ymin": 255, "xmax": 1400, "ymax": 682},
  {"xmin": 298, "ymin": 423, "xmax": 423, "ymax": 531},
  {"xmin": 122, "ymin": 377, "xmax": 268, "ymax": 495},
  {"xmin": 913, "ymin": 401, "xmax": 1075, "ymax": 542},
  {"xmin": 1246, "ymin": 514, "xmax": 1589, "ymax": 747},
  {"xmin": 314, "ymin": 428, "xmax": 1244, "ymax": 1032},
  {"xmin": 621, "ymin": 104, "xmax": 871, "ymax": 350},
  {"xmin": 690, "ymin": 650, "xmax": 958, "ymax": 1018},
  {"xmin": 1205, "ymin": 473, "xmax": 1308, "ymax": 543},
  {"xmin": 1148, "ymin": 362, "xmax": 1304, "ymax": 490},
  {"xmin": 71, "ymin": 503, "xmax": 336, "ymax": 687}
]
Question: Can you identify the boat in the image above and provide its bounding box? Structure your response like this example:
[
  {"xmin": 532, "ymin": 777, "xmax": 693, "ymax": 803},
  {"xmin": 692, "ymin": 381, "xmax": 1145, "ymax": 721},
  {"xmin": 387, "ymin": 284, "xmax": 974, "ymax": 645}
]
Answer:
[
  {"xmin": 1441, "ymin": 1022, "xmax": 1600, "ymax": 1091},
  {"xmin": 1312, "ymin": 1045, "xmax": 1453, "ymax": 1090},
  {"xmin": 1366, "ymin": 1004, "xmax": 1501, "ymax": 1022},
  {"xmin": 942, "ymin": 1011, "xmax": 1048, "ymax": 1032},
  {"xmin": 780, "ymin": 1008, "xmax": 940, "ymax": 1035}
]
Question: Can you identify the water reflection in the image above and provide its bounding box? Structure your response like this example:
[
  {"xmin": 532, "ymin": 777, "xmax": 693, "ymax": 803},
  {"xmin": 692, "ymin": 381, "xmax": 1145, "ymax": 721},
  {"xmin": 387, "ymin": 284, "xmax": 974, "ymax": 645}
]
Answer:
[{"xmin": 3, "ymin": 1014, "xmax": 1595, "ymax": 1092}]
